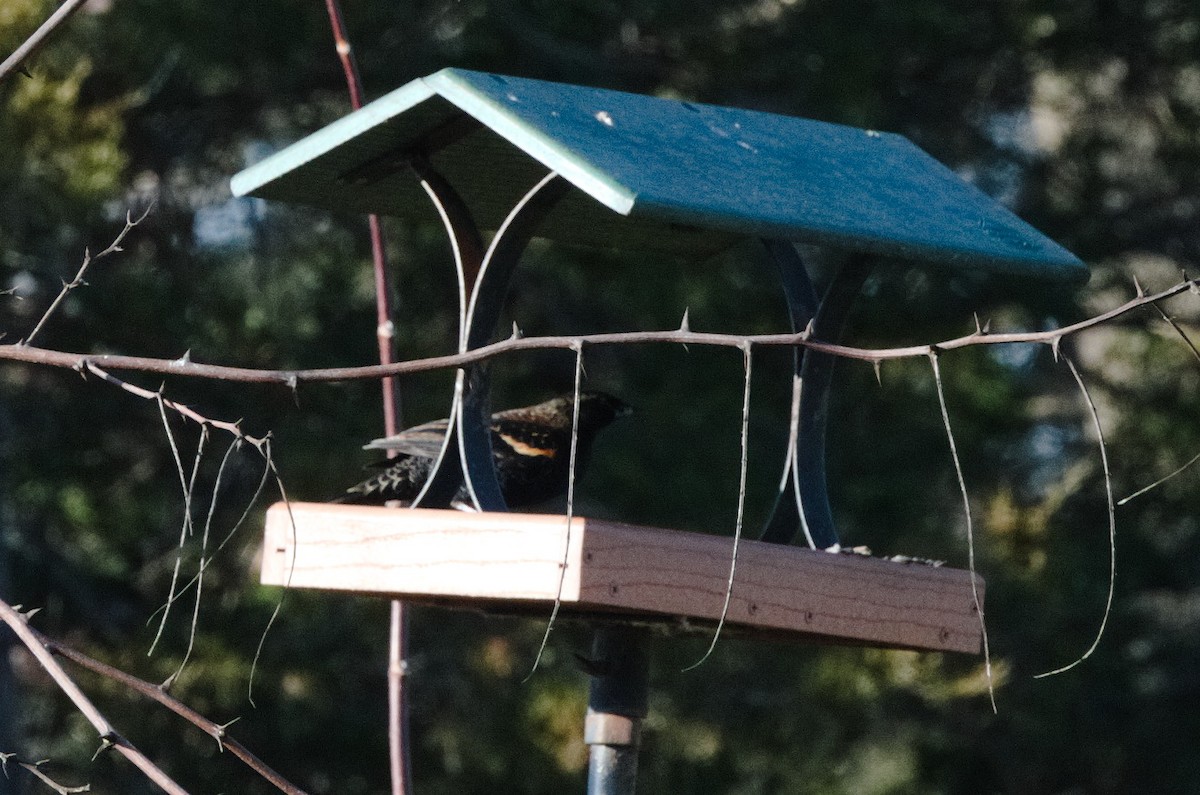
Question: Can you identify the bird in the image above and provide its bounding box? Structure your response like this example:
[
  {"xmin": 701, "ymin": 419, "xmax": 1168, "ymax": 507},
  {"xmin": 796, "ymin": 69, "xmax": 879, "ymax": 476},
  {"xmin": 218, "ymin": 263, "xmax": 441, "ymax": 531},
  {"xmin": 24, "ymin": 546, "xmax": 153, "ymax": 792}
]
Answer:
[{"xmin": 336, "ymin": 391, "xmax": 630, "ymax": 507}]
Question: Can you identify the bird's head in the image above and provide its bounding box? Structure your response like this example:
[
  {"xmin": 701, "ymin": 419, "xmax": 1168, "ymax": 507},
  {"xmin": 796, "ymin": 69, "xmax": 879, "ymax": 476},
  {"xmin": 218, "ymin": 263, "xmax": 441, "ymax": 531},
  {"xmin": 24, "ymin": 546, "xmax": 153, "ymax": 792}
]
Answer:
[{"xmin": 568, "ymin": 391, "xmax": 632, "ymax": 432}]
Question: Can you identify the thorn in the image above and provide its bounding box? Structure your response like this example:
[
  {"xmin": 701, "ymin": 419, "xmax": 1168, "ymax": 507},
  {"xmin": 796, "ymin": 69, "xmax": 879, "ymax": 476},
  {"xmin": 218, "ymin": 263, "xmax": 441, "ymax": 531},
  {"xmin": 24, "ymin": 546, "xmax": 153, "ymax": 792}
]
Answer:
[
  {"xmin": 172, "ymin": 349, "xmax": 192, "ymax": 366},
  {"xmin": 679, "ymin": 307, "xmax": 690, "ymax": 332},
  {"xmin": 510, "ymin": 321, "xmax": 522, "ymax": 340},
  {"xmin": 214, "ymin": 717, "xmax": 241, "ymax": 752},
  {"xmin": 872, "ymin": 358, "xmax": 883, "ymax": 385},
  {"xmin": 1051, "ymin": 335, "xmax": 1062, "ymax": 362},
  {"xmin": 802, "ymin": 318, "xmax": 815, "ymax": 339},
  {"xmin": 92, "ymin": 735, "xmax": 116, "ymax": 761},
  {"xmin": 982, "ymin": 317, "xmax": 991, "ymax": 334},
  {"xmin": 973, "ymin": 312, "xmax": 983, "ymax": 335},
  {"xmin": 279, "ymin": 373, "xmax": 298, "ymax": 407},
  {"xmin": 1133, "ymin": 275, "xmax": 1145, "ymax": 297}
]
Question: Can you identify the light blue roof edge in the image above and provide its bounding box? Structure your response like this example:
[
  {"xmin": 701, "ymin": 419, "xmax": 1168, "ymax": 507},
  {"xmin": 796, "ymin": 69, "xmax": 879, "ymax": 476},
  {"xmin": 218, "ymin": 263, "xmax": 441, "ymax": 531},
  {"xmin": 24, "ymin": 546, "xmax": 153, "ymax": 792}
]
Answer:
[
  {"xmin": 231, "ymin": 69, "xmax": 639, "ymax": 215},
  {"xmin": 229, "ymin": 78, "xmax": 438, "ymax": 198},
  {"xmin": 425, "ymin": 69, "xmax": 637, "ymax": 215}
]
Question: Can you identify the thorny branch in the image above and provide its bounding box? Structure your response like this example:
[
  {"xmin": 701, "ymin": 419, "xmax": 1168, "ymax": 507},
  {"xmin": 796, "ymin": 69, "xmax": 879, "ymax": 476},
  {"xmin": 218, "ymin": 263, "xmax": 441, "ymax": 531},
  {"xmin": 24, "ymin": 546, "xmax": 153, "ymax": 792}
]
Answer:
[
  {"xmin": 23, "ymin": 207, "xmax": 152, "ymax": 346},
  {"xmin": 0, "ymin": 0, "xmax": 91, "ymax": 83},
  {"xmin": 1, "ymin": 599, "xmax": 309, "ymax": 795},
  {"xmin": 3, "ymin": 277, "xmax": 1196, "ymax": 386},
  {"xmin": 0, "ymin": 600, "xmax": 189, "ymax": 795}
]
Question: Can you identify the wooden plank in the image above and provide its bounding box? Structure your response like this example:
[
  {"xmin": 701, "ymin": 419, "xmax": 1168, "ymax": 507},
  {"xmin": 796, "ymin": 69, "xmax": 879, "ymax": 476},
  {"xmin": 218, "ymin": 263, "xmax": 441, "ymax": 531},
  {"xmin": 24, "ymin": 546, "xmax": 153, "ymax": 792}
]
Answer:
[{"xmin": 261, "ymin": 502, "xmax": 983, "ymax": 654}]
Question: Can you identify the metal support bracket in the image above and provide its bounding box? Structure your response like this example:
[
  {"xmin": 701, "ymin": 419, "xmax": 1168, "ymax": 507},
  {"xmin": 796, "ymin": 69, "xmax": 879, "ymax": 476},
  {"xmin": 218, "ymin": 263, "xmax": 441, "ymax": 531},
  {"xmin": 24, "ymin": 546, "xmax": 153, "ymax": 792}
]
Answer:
[
  {"xmin": 759, "ymin": 246, "xmax": 873, "ymax": 549},
  {"xmin": 408, "ymin": 163, "xmax": 568, "ymax": 511}
]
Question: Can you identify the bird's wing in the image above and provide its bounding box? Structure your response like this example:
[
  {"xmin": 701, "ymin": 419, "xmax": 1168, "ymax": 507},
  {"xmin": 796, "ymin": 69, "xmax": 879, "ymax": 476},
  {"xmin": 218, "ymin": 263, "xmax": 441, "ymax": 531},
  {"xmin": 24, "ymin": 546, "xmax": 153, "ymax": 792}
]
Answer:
[{"xmin": 362, "ymin": 417, "xmax": 450, "ymax": 458}]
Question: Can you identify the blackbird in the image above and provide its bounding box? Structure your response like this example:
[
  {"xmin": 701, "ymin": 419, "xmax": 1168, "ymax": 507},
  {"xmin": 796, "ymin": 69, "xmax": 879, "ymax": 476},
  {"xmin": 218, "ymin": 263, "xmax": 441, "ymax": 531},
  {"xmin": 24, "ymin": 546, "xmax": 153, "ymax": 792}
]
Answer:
[{"xmin": 336, "ymin": 391, "xmax": 630, "ymax": 507}]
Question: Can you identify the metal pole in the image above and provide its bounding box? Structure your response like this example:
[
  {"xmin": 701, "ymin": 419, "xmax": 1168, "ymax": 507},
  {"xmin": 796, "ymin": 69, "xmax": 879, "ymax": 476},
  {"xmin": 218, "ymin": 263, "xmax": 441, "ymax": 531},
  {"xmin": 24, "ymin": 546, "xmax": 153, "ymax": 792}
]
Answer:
[{"xmin": 584, "ymin": 625, "xmax": 649, "ymax": 795}]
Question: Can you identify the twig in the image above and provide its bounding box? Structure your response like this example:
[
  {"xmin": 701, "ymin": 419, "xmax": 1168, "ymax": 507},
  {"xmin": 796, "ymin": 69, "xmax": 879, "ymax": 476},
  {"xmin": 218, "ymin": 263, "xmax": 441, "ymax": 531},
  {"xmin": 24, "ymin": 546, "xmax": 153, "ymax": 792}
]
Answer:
[
  {"xmin": 149, "ymin": 415, "xmax": 206, "ymax": 657},
  {"xmin": 24, "ymin": 208, "xmax": 151, "ymax": 346},
  {"xmin": 1116, "ymin": 298, "xmax": 1200, "ymax": 503},
  {"xmin": 3, "ymin": 278, "xmax": 1195, "ymax": 386},
  {"xmin": 1118, "ymin": 450, "xmax": 1200, "ymax": 505},
  {"xmin": 684, "ymin": 342, "xmax": 754, "ymax": 671},
  {"xmin": 1035, "ymin": 352, "xmax": 1116, "ymax": 678},
  {"xmin": 0, "ymin": 0, "xmax": 90, "ymax": 83},
  {"xmin": 248, "ymin": 440, "xmax": 294, "ymax": 708},
  {"xmin": 83, "ymin": 362, "xmax": 258, "ymax": 442},
  {"xmin": 0, "ymin": 599, "xmax": 190, "ymax": 795},
  {"xmin": 1150, "ymin": 302, "xmax": 1200, "ymax": 365},
  {"xmin": 527, "ymin": 342, "xmax": 585, "ymax": 678},
  {"xmin": 172, "ymin": 435, "xmax": 243, "ymax": 686},
  {"xmin": 147, "ymin": 442, "xmax": 271, "ymax": 624},
  {"xmin": 929, "ymin": 352, "xmax": 996, "ymax": 713},
  {"xmin": 18, "ymin": 760, "xmax": 89, "ymax": 794}
]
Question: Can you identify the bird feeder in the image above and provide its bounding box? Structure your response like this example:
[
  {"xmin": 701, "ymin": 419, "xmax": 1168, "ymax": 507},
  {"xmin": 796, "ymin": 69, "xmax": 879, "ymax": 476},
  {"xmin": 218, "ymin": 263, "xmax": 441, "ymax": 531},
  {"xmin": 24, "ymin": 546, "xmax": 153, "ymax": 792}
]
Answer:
[{"xmin": 232, "ymin": 68, "xmax": 1086, "ymax": 793}]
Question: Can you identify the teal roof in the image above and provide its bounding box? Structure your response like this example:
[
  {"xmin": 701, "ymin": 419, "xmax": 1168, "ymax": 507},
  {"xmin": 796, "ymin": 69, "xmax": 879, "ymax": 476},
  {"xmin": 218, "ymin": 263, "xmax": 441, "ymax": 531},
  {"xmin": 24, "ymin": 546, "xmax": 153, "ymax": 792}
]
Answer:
[{"xmin": 231, "ymin": 68, "xmax": 1087, "ymax": 282}]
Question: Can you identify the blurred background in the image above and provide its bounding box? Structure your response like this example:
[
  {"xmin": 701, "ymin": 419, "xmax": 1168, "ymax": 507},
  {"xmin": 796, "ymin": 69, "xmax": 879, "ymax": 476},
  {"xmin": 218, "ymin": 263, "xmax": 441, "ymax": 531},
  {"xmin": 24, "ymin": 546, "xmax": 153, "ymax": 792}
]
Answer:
[{"xmin": 2, "ymin": 0, "xmax": 1199, "ymax": 792}]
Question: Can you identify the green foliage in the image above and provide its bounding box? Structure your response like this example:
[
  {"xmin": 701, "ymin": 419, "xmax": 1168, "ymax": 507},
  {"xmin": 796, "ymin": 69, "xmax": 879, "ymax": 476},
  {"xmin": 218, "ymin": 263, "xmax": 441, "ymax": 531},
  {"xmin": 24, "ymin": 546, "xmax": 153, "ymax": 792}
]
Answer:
[{"xmin": 2, "ymin": 1, "xmax": 1200, "ymax": 793}]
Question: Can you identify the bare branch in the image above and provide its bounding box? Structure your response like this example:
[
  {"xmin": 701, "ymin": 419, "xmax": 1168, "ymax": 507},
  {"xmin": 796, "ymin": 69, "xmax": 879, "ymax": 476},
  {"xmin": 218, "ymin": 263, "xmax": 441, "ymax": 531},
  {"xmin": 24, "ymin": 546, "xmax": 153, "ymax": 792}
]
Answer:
[
  {"xmin": 30, "ymin": 629, "xmax": 308, "ymax": 795},
  {"xmin": 248, "ymin": 440, "xmax": 294, "ymax": 708},
  {"xmin": 1118, "ymin": 301, "xmax": 1200, "ymax": 502},
  {"xmin": 0, "ymin": 599, "xmax": 189, "ymax": 795},
  {"xmin": 172, "ymin": 435, "xmax": 243, "ymax": 686},
  {"xmin": 149, "ymin": 415, "xmax": 206, "ymax": 658},
  {"xmin": 528, "ymin": 342, "xmax": 586, "ymax": 678},
  {"xmin": 0, "ymin": 0, "xmax": 90, "ymax": 83},
  {"xmin": 24, "ymin": 208, "xmax": 151, "ymax": 346},
  {"xmin": 83, "ymin": 363, "xmax": 258, "ymax": 442},
  {"xmin": 1035, "ymin": 352, "xmax": 1117, "ymax": 679},
  {"xmin": 1118, "ymin": 450, "xmax": 1200, "ymax": 505},
  {"xmin": 2, "ymin": 278, "xmax": 1194, "ymax": 387},
  {"xmin": 684, "ymin": 341, "xmax": 754, "ymax": 671},
  {"xmin": 929, "ymin": 352, "xmax": 996, "ymax": 712},
  {"xmin": 18, "ymin": 760, "xmax": 89, "ymax": 794},
  {"xmin": 1151, "ymin": 303, "xmax": 1200, "ymax": 365}
]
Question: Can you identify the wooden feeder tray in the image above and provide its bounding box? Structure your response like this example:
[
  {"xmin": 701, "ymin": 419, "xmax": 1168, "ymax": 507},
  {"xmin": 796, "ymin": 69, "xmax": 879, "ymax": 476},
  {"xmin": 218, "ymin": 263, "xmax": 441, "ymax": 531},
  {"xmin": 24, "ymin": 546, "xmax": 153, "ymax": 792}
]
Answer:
[{"xmin": 261, "ymin": 502, "xmax": 983, "ymax": 655}]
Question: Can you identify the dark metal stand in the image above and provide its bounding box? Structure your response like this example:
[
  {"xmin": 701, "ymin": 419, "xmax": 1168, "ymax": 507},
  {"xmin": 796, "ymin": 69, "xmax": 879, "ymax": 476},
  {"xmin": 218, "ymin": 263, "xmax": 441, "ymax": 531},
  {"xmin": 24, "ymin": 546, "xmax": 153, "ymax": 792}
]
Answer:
[{"xmin": 583, "ymin": 626, "xmax": 650, "ymax": 795}]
